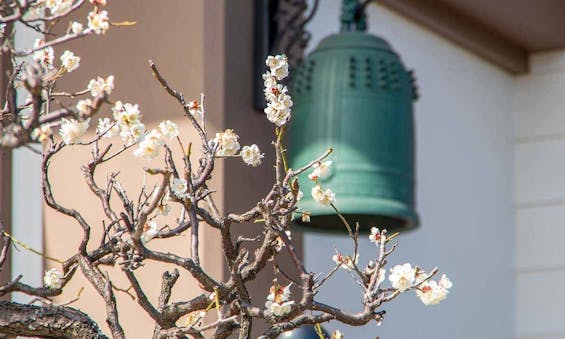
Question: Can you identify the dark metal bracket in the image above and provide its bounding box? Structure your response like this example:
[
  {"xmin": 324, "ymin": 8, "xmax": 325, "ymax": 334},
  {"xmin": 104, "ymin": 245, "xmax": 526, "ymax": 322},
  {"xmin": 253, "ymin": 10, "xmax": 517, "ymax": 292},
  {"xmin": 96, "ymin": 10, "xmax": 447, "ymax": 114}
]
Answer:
[{"xmin": 253, "ymin": 0, "xmax": 319, "ymax": 110}]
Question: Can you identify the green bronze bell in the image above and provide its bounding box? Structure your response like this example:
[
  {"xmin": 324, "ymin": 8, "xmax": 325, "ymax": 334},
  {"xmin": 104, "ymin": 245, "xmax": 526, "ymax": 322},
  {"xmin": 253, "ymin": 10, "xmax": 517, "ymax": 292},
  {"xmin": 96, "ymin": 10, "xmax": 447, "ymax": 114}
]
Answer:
[{"xmin": 289, "ymin": 0, "xmax": 419, "ymax": 233}]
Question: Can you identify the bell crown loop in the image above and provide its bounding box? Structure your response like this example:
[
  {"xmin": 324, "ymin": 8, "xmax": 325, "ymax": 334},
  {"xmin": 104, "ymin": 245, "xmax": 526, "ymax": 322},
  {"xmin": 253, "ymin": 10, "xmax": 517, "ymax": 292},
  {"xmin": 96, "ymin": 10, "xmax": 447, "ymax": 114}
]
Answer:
[{"xmin": 341, "ymin": 0, "xmax": 368, "ymax": 32}]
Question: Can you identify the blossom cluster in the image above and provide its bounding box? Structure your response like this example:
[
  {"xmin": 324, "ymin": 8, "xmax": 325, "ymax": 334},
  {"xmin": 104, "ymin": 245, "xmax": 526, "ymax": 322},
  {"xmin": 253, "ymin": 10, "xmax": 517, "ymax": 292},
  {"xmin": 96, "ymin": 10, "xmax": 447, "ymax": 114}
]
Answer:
[
  {"xmin": 416, "ymin": 274, "xmax": 452, "ymax": 305},
  {"xmin": 110, "ymin": 101, "xmax": 143, "ymax": 144},
  {"xmin": 265, "ymin": 284, "xmax": 294, "ymax": 317},
  {"xmin": 55, "ymin": 71, "xmax": 181, "ymax": 157},
  {"xmin": 133, "ymin": 129, "xmax": 165, "ymax": 160},
  {"xmin": 31, "ymin": 125, "xmax": 54, "ymax": 144},
  {"xmin": 263, "ymin": 55, "xmax": 293, "ymax": 126},
  {"xmin": 59, "ymin": 118, "xmax": 90, "ymax": 144},
  {"xmin": 132, "ymin": 118, "xmax": 181, "ymax": 160},
  {"xmin": 38, "ymin": 0, "xmax": 109, "ymax": 34},
  {"xmin": 210, "ymin": 129, "xmax": 264, "ymax": 167},
  {"xmin": 306, "ymin": 160, "xmax": 336, "ymax": 206},
  {"xmin": 211, "ymin": 129, "xmax": 240, "ymax": 156},
  {"xmin": 24, "ymin": 2, "xmax": 113, "ymax": 145},
  {"xmin": 54, "ymin": 76, "xmax": 113, "ymax": 145},
  {"xmin": 389, "ymin": 263, "xmax": 452, "ymax": 305},
  {"xmin": 98, "ymin": 97, "xmax": 179, "ymax": 160},
  {"xmin": 308, "ymin": 160, "xmax": 332, "ymax": 181},
  {"xmin": 28, "ymin": 0, "xmax": 109, "ymax": 73},
  {"xmin": 329, "ymin": 228, "xmax": 452, "ymax": 306}
]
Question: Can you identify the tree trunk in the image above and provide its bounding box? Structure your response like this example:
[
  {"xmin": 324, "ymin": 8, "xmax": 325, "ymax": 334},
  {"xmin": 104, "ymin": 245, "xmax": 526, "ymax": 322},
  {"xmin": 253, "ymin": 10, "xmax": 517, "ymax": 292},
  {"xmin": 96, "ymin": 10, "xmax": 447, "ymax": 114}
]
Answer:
[{"xmin": 0, "ymin": 300, "xmax": 107, "ymax": 338}]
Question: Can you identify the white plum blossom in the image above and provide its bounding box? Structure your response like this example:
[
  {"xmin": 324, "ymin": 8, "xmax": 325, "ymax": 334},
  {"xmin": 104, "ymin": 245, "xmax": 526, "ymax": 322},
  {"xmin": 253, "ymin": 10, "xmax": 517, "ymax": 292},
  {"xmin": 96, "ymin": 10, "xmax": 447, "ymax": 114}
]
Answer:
[
  {"xmin": 133, "ymin": 129, "xmax": 163, "ymax": 160},
  {"xmin": 311, "ymin": 185, "xmax": 335, "ymax": 206},
  {"xmin": 141, "ymin": 220, "xmax": 158, "ymax": 244},
  {"xmin": 112, "ymin": 101, "xmax": 141, "ymax": 126},
  {"xmin": 416, "ymin": 275, "xmax": 452, "ymax": 306},
  {"xmin": 332, "ymin": 330, "xmax": 344, "ymax": 339},
  {"xmin": 120, "ymin": 122, "xmax": 145, "ymax": 145},
  {"xmin": 31, "ymin": 125, "xmax": 53, "ymax": 143},
  {"xmin": 101, "ymin": 75, "xmax": 114, "ymax": 93},
  {"xmin": 301, "ymin": 211, "xmax": 311, "ymax": 223},
  {"xmin": 71, "ymin": 21, "xmax": 84, "ymax": 34},
  {"xmin": 60, "ymin": 50, "xmax": 80, "ymax": 72},
  {"xmin": 264, "ymin": 101, "xmax": 291, "ymax": 127},
  {"xmin": 263, "ymin": 86, "xmax": 293, "ymax": 127},
  {"xmin": 157, "ymin": 204, "xmax": 171, "ymax": 216},
  {"xmin": 274, "ymin": 230, "xmax": 292, "ymax": 252},
  {"xmin": 262, "ymin": 72, "xmax": 277, "ymax": 90},
  {"xmin": 240, "ymin": 144, "xmax": 263, "ymax": 167},
  {"xmin": 332, "ymin": 251, "xmax": 358, "ymax": 271},
  {"xmin": 159, "ymin": 120, "xmax": 179, "ymax": 138},
  {"xmin": 59, "ymin": 118, "xmax": 89, "ymax": 144},
  {"xmin": 171, "ymin": 178, "xmax": 188, "ymax": 198},
  {"xmin": 271, "ymin": 65, "xmax": 289, "ymax": 81},
  {"xmin": 211, "ymin": 129, "xmax": 240, "ymax": 156},
  {"xmin": 87, "ymin": 10, "xmax": 110, "ymax": 34},
  {"xmin": 109, "ymin": 101, "xmax": 146, "ymax": 144},
  {"xmin": 157, "ymin": 192, "xmax": 171, "ymax": 216},
  {"xmin": 76, "ymin": 98, "xmax": 93, "ymax": 115},
  {"xmin": 188, "ymin": 100, "xmax": 202, "ymax": 117},
  {"xmin": 266, "ymin": 55, "xmax": 286, "ymax": 70},
  {"xmin": 264, "ymin": 84, "xmax": 287, "ymax": 102},
  {"xmin": 25, "ymin": 5, "xmax": 45, "ymax": 20},
  {"xmin": 268, "ymin": 301, "xmax": 294, "ymax": 317},
  {"xmin": 265, "ymin": 284, "xmax": 294, "ymax": 317},
  {"xmin": 96, "ymin": 118, "xmax": 118, "ymax": 138},
  {"xmin": 440, "ymin": 274, "xmax": 452, "ymax": 289},
  {"xmin": 308, "ymin": 160, "xmax": 332, "ymax": 181},
  {"xmin": 376, "ymin": 268, "xmax": 386, "ymax": 285},
  {"xmin": 266, "ymin": 55, "xmax": 289, "ymax": 80},
  {"xmin": 32, "ymin": 38, "xmax": 54, "ymax": 70},
  {"xmin": 88, "ymin": 75, "xmax": 114, "ymax": 97},
  {"xmin": 369, "ymin": 227, "xmax": 385, "ymax": 245},
  {"xmin": 43, "ymin": 268, "xmax": 63, "ymax": 289},
  {"xmin": 389, "ymin": 263, "xmax": 416, "ymax": 292},
  {"xmin": 45, "ymin": 0, "xmax": 72, "ymax": 15}
]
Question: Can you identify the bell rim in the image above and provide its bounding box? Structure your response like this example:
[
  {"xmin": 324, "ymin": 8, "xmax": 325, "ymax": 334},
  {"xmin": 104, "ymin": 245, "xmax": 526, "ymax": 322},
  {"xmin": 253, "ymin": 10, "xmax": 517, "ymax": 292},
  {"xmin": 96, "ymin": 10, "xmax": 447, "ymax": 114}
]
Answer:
[
  {"xmin": 291, "ymin": 213, "xmax": 419, "ymax": 235},
  {"xmin": 291, "ymin": 196, "xmax": 419, "ymax": 234}
]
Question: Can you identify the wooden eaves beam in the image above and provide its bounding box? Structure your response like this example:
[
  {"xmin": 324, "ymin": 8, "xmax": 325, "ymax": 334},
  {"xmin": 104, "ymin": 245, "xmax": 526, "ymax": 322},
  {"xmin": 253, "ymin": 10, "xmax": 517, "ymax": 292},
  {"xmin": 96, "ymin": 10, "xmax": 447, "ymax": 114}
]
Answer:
[{"xmin": 376, "ymin": 0, "xmax": 529, "ymax": 74}]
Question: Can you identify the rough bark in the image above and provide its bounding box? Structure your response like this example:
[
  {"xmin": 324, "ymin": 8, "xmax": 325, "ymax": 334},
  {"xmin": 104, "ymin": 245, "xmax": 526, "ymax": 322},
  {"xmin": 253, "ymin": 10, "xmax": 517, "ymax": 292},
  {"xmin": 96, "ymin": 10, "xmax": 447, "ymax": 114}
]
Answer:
[{"xmin": 0, "ymin": 300, "xmax": 107, "ymax": 338}]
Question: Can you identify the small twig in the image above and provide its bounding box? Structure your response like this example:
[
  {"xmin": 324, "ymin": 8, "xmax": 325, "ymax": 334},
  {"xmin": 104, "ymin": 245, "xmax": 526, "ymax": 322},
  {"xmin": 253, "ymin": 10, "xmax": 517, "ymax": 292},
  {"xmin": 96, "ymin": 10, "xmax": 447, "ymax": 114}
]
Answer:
[{"xmin": 2, "ymin": 231, "xmax": 64, "ymax": 264}]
